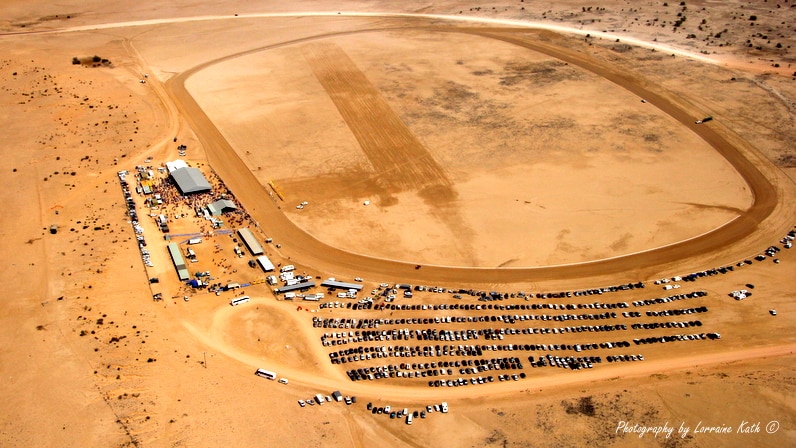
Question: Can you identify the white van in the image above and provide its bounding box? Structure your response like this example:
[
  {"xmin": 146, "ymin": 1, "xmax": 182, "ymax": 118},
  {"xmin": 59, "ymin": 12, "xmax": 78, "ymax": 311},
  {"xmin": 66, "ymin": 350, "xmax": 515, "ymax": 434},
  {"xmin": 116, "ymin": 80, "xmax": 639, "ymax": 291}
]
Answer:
[
  {"xmin": 406, "ymin": 414, "xmax": 413, "ymax": 425},
  {"xmin": 280, "ymin": 265, "xmax": 295, "ymax": 273},
  {"xmin": 284, "ymin": 292, "xmax": 296, "ymax": 300}
]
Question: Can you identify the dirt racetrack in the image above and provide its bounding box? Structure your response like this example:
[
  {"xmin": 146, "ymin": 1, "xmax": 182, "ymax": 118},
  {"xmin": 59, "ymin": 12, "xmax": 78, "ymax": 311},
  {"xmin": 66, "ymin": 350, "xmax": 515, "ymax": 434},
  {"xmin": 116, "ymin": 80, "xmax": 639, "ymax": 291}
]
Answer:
[{"xmin": 166, "ymin": 21, "xmax": 786, "ymax": 284}]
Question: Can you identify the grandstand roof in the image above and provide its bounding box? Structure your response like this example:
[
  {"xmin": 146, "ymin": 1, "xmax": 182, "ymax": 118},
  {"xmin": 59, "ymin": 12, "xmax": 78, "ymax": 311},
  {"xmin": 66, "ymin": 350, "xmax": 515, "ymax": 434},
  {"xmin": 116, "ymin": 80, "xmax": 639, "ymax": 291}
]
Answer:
[
  {"xmin": 321, "ymin": 279, "xmax": 363, "ymax": 290},
  {"xmin": 167, "ymin": 242, "xmax": 190, "ymax": 281},
  {"xmin": 237, "ymin": 228, "xmax": 264, "ymax": 255},
  {"xmin": 274, "ymin": 282, "xmax": 316, "ymax": 294}
]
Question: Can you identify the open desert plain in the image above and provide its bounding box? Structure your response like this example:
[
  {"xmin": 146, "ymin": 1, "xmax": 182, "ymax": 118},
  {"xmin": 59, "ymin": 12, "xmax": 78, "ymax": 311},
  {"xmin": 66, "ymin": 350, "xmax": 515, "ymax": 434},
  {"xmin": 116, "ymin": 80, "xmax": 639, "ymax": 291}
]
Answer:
[{"xmin": 1, "ymin": 1, "xmax": 795, "ymax": 447}]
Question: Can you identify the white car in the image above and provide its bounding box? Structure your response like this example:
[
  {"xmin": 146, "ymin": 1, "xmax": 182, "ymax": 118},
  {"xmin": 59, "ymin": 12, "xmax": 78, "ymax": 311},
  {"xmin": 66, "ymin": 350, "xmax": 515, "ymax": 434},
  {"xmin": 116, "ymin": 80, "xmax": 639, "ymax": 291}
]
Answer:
[{"xmin": 278, "ymin": 378, "xmax": 288, "ymax": 385}]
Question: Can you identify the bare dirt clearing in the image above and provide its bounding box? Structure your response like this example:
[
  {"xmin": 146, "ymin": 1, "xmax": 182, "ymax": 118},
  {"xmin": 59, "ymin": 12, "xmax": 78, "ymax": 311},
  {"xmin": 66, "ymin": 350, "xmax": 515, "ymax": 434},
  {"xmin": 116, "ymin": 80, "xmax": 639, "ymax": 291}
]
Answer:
[{"xmin": 1, "ymin": 2, "xmax": 795, "ymax": 448}]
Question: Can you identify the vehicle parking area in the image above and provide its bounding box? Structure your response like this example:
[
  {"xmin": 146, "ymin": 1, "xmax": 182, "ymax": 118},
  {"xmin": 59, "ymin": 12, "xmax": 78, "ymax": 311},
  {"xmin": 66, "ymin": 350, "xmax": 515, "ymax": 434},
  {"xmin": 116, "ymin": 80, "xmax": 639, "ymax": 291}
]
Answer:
[
  {"xmin": 312, "ymin": 287, "xmax": 717, "ymax": 387},
  {"xmin": 298, "ymin": 232, "xmax": 794, "ymax": 389}
]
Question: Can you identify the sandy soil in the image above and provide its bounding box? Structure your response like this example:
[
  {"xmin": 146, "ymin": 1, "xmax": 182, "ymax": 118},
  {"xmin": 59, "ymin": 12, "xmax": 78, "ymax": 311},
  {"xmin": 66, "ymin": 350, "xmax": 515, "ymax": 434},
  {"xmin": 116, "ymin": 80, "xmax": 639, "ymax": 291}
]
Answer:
[{"xmin": 1, "ymin": 1, "xmax": 795, "ymax": 448}]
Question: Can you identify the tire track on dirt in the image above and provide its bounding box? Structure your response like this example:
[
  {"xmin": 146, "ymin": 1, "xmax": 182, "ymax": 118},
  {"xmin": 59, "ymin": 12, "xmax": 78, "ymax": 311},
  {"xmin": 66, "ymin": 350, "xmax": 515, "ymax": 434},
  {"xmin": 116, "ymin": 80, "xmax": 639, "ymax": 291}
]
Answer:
[{"xmin": 302, "ymin": 41, "xmax": 452, "ymax": 193}]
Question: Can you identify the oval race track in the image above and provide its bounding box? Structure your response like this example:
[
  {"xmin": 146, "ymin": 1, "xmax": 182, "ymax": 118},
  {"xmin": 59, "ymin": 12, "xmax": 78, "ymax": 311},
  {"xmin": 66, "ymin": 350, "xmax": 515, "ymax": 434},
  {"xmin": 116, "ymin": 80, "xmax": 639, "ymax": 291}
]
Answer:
[{"xmin": 165, "ymin": 20, "xmax": 780, "ymax": 285}]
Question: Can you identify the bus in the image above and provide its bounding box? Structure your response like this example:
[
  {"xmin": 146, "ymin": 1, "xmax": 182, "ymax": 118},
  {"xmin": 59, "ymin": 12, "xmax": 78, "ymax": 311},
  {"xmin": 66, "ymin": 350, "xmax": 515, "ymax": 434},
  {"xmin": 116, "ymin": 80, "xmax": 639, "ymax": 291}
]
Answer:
[
  {"xmin": 230, "ymin": 296, "xmax": 250, "ymax": 306},
  {"xmin": 254, "ymin": 368, "xmax": 277, "ymax": 380}
]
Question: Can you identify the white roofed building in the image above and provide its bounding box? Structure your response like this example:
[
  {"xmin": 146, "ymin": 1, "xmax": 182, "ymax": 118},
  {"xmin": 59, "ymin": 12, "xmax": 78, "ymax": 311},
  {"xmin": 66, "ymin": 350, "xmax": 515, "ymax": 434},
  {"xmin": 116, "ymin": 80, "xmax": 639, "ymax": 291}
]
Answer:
[{"xmin": 170, "ymin": 167, "xmax": 212, "ymax": 195}]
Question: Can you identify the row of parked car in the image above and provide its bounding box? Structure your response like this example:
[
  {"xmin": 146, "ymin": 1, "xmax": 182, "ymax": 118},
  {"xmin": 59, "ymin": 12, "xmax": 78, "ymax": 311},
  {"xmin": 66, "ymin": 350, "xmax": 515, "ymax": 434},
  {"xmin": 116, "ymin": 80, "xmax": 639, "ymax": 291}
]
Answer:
[
  {"xmin": 117, "ymin": 171, "xmax": 153, "ymax": 268},
  {"xmin": 529, "ymin": 354, "xmax": 602, "ymax": 370},
  {"xmin": 366, "ymin": 401, "xmax": 448, "ymax": 424},
  {"xmin": 297, "ymin": 391, "xmax": 356, "ymax": 408},
  {"xmin": 630, "ymin": 320, "xmax": 703, "ymax": 330},
  {"xmin": 645, "ymin": 306, "xmax": 708, "ymax": 317},
  {"xmin": 632, "ymin": 332, "xmax": 720, "ymax": 344},
  {"xmin": 359, "ymin": 235, "xmax": 791, "ymax": 312}
]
